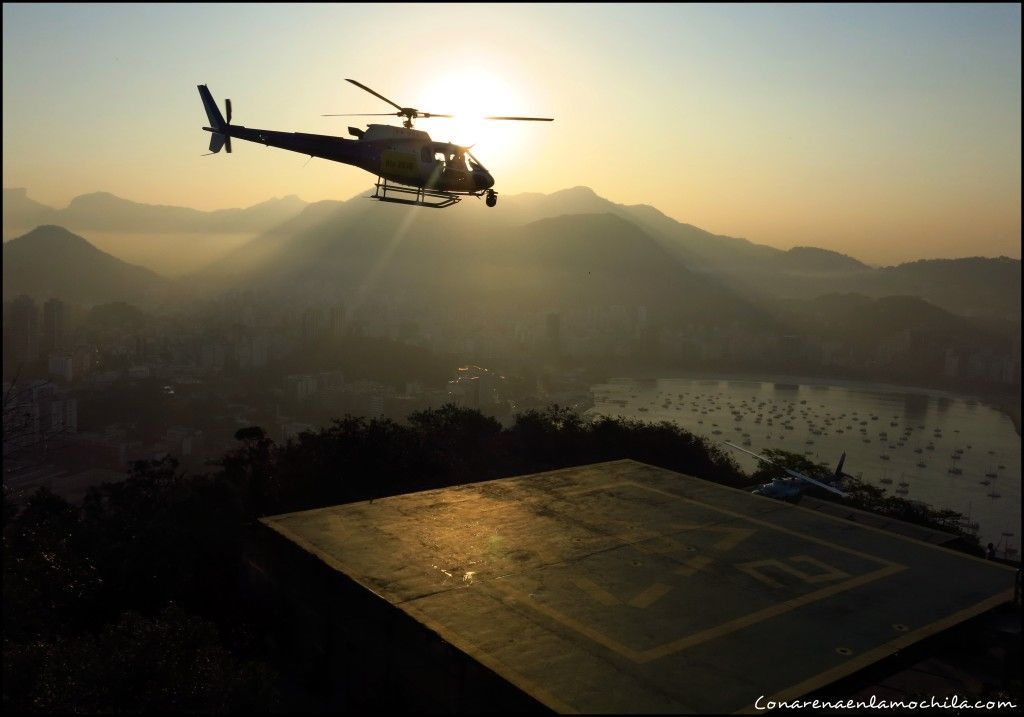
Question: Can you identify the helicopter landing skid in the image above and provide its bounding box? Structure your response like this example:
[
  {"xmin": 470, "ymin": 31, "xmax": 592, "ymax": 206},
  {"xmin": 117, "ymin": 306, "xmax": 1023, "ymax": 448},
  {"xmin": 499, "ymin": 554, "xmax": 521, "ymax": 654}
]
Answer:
[{"xmin": 370, "ymin": 178, "xmax": 466, "ymax": 209}]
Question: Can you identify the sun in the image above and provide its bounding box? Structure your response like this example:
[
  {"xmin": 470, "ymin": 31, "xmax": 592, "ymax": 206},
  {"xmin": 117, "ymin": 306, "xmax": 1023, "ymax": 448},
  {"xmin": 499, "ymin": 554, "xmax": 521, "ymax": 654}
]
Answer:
[{"xmin": 417, "ymin": 70, "xmax": 534, "ymax": 165}]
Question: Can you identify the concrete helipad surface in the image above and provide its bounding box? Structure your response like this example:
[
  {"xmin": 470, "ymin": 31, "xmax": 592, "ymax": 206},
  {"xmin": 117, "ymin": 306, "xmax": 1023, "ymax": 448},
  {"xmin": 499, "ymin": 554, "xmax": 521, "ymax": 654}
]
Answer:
[{"xmin": 261, "ymin": 460, "xmax": 1017, "ymax": 713}]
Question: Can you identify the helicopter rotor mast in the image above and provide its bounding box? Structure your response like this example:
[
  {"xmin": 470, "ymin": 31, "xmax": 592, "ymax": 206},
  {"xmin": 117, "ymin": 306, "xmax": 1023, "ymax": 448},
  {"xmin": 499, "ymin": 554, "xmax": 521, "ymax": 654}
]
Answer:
[
  {"xmin": 322, "ymin": 79, "xmax": 553, "ymax": 129},
  {"xmin": 320, "ymin": 79, "xmax": 454, "ymax": 128}
]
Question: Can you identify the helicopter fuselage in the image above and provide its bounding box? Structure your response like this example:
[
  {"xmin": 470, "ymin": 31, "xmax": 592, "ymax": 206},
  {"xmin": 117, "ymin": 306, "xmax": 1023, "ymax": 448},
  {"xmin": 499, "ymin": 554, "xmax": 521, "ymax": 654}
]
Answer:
[
  {"xmin": 751, "ymin": 477, "xmax": 805, "ymax": 501},
  {"xmin": 203, "ymin": 121, "xmax": 494, "ymax": 194}
]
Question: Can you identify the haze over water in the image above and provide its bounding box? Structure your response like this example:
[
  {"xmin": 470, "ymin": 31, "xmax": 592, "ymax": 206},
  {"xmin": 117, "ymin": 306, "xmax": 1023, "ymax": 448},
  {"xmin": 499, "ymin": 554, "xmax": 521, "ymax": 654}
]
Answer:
[{"xmin": 590, "ymin": 377, "xmax": 1021, "ymax": 552}]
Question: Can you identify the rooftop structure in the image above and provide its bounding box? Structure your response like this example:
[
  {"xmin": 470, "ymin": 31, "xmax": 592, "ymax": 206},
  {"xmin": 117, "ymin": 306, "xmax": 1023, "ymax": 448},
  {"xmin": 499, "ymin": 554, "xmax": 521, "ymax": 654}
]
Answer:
[{"xmin": 259, "ymin": 460, "xmax": 1016, "ymax": 713}]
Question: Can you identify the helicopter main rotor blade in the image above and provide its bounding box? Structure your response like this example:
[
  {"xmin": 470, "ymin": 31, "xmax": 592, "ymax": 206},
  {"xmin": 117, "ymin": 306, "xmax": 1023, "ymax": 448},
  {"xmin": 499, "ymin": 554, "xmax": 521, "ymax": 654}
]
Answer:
[
  {"xmin": 483, "ymin": 116, "xmax": 554, "ymax": 121},
  {"xmin": 345, "ymin": 79, "xmax": 405, "ymax": 112},
  {"xmin": 724, "ymin": 441, "xmax": 780, "ymax": 466},
  {"xmin": 782, "ymin": 468, "xmax": 848, "ymax": 496},
  {"xmin": 322, "ymin": 111, "xmax": 456, "ymax": 120},
  {"xmin": 723, "ymin": 442, "xmax": 847, "ymax": 497}
]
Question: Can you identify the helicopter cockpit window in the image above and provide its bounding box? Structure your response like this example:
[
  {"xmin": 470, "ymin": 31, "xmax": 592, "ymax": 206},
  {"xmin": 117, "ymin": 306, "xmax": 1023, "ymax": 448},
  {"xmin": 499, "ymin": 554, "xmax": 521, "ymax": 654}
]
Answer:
[
  {"xmin": 433, "ymin": 151, "xmax": 447, "ymax": 166},
  {"xmin": 467, "ymin": 152, "xmax": 487, "ymax": 171},
  {"xmin": 448, "ymin": 152, "xmax": 469, "ymax": 172}
]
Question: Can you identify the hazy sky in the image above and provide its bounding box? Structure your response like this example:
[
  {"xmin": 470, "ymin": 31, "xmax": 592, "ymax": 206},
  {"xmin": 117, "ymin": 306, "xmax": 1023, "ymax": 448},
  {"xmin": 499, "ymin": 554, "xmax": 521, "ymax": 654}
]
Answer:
[{"xmin": 3, "ymin": 3, "xmax": 1020, "ymax": 264}]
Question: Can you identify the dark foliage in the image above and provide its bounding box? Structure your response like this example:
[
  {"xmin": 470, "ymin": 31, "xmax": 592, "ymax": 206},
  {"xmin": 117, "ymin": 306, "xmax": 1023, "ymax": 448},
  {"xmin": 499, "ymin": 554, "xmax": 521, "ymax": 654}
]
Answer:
[{"xmin": 3, "ymin": 606, "xmax": 277, "ymax": 714}]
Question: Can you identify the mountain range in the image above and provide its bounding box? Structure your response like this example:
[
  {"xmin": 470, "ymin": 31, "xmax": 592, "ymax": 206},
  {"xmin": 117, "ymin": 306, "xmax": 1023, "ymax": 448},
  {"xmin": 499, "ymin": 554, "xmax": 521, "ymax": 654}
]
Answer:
[
  {"xmin": 3, "ymin": 186, "xmax": 1019, "ymax": 325},
  {"xmin": 3, "ymin": 188, "xmax": 307, "ymax": 236},
  {"xmin": 2, "ymin": 189, "xmax": 311, "ymax": 276}
]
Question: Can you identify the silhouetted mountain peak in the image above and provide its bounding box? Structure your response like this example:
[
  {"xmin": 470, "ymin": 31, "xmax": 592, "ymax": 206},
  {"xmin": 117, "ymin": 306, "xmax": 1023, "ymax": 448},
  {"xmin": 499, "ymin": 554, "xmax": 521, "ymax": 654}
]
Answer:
[
  {"xmin": 3, "ymin": 188, "xmax": 57, "ymax": 233},
  {"xmin": 504, "ymin": 185, "xmax": 614, "ymax": 212},
  {"xmin": 3, "ymin": 225, "xmax": 165, "ymax": 305},
  {"xmin": 874, "ymin": 294, "xmax": 948, "ymax": 312},
  {"xmin": 11, "ymin": 224, "xmax": 98, "ymax": 250},
  {"xmin": 67, "ymin": 191, "xmax": 129, "ymax": 207},
  {"xmin": 622, "ymin": 202, "xmax": 719, "ymax": 237},
  {"xmin": 3, "ymin": 187, "xmax": 54, "ymax": 208},
  {"xmin": 890, "ymin": 256, "xmax": 1020, "ymax": 270},
  {"xmin": 553, "ymin": 185, "xmax": 599, "ymax": 198},
  {"xmin": 781, "ymin": 246, "xmax": 868, "ymax": 272},
  {"xmin": 525, "ymin": 211, "xmax": 635, "ymax": 232},
  {"xmin": 244, "ymin": 193, "xmax": 306, "ymax": 210}
]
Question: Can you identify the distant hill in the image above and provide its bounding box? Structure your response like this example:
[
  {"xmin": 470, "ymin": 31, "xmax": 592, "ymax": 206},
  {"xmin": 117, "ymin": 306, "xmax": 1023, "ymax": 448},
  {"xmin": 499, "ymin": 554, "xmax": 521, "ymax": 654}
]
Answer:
[
  {"xmin": 726, "ymin": 255, "xmax": 1020, "ymax": 320},
  {"xmin": 491, "ymin": 186, "xmax": 783, "ymax": 269},
  {"xmin": 473, "ymin": 188, "xmax": 1016, "ymax": 319},
  {"xmin": 497, "ymin": 186, "xmax": 633, "ymax": 226},
  {"xmin": 206, "ymin": 200, "xmax": 774, "ymax": 328},
  {"xmin": 2, "ymin": 188, "xmax": 311, "ymax": 276},
  {"xmin": 212, "ymin": 184, "xmax": 865, "ymax": 281},
  {"xmin": 467, "ymin": 213, "xmax": 768, "ymax": 323},
  {"xmin": 459, "ymin": 186, "xmax": 873, "ymax": 275},
  {"xmin": 619, "ymin": 202, "xmax": 783, "ymax": 268},
  {"xmin": 199, "ymin": 185, "xmax": 495, "ymax": 286},
  {"xmin": 772, "ymin": 246, "xmax": 869, "ymax": 273},
  {"xmin": 2, "ymin": 225, "xmax": 166, "ymax": 305},
  {"xmin": 58, "ymin": 191, "xmax": 307, "ymax": 233},
  {"xmin": 2, "ymin": 188, "xmax": 307, "ymax": 237},
  {"xmin": 2, "ymin": 188, "xmax": 54, "ymax": 233},
  {"xmin": 198, "ymin": 198, "xmax": 356, "ymax": 281},
  {"xmin": 874, "ymin": 258, "xmax": 1021, "ymax": 319},
  {"xmin": 795, "ymin": 293, "xmax": 971, "ymax": 334},
  {"xmin": 772, "ymin": 292, "xmax": 1009, "ymax": 352}
]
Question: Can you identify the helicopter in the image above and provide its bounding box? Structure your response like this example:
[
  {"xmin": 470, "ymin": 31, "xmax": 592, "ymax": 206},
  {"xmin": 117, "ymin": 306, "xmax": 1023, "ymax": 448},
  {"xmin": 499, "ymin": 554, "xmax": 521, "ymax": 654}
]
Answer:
[
  {"xmin": 724, "ymin": 441, "xmax": 851, "ymax": 501},
  {"xmin": 197, "ymin": 79, "xmax": 552, "ymax": 209}
]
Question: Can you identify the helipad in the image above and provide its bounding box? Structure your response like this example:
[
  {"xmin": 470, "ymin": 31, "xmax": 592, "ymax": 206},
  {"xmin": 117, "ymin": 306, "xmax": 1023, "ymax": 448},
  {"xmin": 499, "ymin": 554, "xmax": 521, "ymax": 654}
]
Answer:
[{"xmin": 260, "ymin": 460, "xmax": 1016, "ymax": 713}]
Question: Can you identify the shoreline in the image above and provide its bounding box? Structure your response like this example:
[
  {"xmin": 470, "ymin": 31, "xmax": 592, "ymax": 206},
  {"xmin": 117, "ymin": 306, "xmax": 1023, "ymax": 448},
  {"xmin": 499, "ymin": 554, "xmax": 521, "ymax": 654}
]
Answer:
[
  {"xmin": 597, "ymin": 369, "xmax": 1022, "ymax": 436},
  {"xmin": 987, "ymin": 397, "xmax": 1021, "ymax": 437}
]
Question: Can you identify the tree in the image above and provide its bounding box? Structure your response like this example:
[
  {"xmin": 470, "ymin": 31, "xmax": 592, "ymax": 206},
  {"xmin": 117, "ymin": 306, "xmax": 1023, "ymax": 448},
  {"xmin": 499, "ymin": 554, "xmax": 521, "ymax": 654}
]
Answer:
[{"xmin": 3, "ymin": 606, "xmax": 277, "ymax": 714}]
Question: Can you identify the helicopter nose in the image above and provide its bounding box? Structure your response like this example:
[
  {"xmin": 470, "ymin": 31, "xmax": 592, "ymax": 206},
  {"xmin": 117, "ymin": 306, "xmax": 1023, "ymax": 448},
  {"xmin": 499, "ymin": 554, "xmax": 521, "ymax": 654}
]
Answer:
[{"xmin": 474, "ymin": 171, "xmax": 494, "ymax": 190}]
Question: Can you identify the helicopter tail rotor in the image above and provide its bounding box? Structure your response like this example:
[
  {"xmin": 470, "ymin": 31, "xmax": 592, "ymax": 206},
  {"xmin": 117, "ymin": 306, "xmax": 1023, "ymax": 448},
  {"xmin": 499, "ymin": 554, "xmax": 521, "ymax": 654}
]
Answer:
[{"xmin": 223, "ymin": 98, "xmax": 232, "ymax": 153}]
